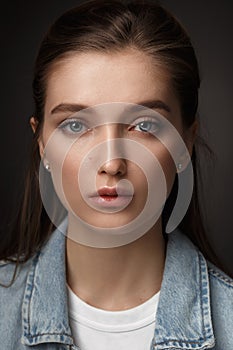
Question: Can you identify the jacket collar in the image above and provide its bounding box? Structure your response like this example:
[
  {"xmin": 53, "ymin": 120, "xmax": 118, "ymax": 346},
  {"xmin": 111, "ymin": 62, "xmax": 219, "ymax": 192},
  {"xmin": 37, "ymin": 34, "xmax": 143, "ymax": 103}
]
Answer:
[
  {"xmin": 21, "ymin": 225, "xmax": 215, "ymax": 349},
  {"xmin": 151, "ymin": 231, "xmax": 215, "ymax": 349},
  {"xmin": 21, "ymin": 220, "xmax": 75, "ymax": 348}
]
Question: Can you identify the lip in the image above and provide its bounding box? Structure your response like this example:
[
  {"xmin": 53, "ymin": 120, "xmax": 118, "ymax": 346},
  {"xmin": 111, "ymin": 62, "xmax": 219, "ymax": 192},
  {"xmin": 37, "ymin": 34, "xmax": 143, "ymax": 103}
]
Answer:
[
  {"xmin": 98, "ymin": 187, "xmax": 118, "ymax": 197},
  {"xmin": 88, "ymin": 186, "xmax": 133, "ymax": 209},
  {"xmin": 89, "ymin": 186, "xmax": 134, "ymax": 198}
]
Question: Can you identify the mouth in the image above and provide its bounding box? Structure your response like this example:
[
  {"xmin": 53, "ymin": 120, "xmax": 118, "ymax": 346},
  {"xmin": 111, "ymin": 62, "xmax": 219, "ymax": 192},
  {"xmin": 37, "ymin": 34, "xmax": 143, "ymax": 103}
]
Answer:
[
  {"xmin": 87, "ymin": 186, "xmax": 134, "ymax": 209},
  {"xmin": 97, "ymin": 187, "xmax": 119, "ymax": 201}
]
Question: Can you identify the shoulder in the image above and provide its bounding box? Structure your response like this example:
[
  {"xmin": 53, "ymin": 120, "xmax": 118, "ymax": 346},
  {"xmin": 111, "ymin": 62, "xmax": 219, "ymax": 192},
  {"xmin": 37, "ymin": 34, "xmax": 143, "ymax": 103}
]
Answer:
[
  {"xmin": 0, "ymin": 258, "xmax": 32, "ymax": 348},
  {"xmin": 0, "ymin": 252, "xmax": 39, "ymax": 311},
  {"xmin": 0, "ymin": 254, "xmax": 40, "ymax": 346},
  {"xmin": 0, "ymin": 258, "xmax": 32, "ymax": 293},
  {"xmin": 206, "ymin": 260, "xmax": 233, "ymax": 305},
  {"xmin": 174, "ymin": 231, "xmax": 233, "ymax": 348},
  {"xmin": 206, "ymin": 260, "xmax": 233, "ymax": 348},
  {"xmin": 172, "ymin": 230, "xmax": 233, "ymax": 291},
  {"xmin": 207, "ymin": 260, "xmax": 233, "ymax": 289},
  {"xmin": 0, "ymin": 226, "xmax": 64, "ymax": 294},
  {"xmin": 170, "ymin": 231, "xmax": 233, "ymax": 303}
]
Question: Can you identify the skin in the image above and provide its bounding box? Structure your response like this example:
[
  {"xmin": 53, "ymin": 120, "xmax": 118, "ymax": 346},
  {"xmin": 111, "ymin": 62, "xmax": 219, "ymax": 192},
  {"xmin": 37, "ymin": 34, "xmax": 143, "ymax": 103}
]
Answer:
[{"xmin": 31, "ymin": 48, "xmax": 197, "ymax": 311}]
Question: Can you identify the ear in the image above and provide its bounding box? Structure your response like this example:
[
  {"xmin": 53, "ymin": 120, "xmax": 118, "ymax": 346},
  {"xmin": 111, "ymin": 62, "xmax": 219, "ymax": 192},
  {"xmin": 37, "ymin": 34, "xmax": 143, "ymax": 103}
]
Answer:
[{"xmin": 30, "ymin": 116, "xmax": 45, "ymax": 160}]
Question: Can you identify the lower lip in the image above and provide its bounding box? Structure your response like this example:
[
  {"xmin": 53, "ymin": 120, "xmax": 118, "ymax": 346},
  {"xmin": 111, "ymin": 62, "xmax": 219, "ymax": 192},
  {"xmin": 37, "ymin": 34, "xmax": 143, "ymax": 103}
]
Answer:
[
  {"xmin": 99, "ymin": 195, "xmax": 118, "ymax": 201},
  {"xmin": 88, "ymin": 195, "xmax": 133, "ymax": 209}
]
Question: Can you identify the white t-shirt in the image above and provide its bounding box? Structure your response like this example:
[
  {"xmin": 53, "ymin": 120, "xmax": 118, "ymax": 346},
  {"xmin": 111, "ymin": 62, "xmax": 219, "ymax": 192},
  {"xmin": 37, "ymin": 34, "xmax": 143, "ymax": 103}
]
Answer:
[{"xmin": 67, "ymin": 284, "xmax": 160, "ymax": 350}]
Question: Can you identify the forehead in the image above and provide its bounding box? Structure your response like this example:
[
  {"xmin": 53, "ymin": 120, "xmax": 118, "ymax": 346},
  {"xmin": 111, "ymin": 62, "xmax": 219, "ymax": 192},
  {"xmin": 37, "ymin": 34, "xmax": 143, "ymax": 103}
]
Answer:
[{"xmin": 44, "ymin": 49, "xmax": 181, "ymax": 119}]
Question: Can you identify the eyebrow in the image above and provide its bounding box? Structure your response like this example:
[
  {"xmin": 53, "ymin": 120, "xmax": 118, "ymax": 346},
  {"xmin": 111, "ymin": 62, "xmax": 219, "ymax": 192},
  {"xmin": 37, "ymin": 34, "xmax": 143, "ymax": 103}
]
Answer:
[{"xmin": 50, "ymin": 99, "xmax": 171, "ymax": 115}]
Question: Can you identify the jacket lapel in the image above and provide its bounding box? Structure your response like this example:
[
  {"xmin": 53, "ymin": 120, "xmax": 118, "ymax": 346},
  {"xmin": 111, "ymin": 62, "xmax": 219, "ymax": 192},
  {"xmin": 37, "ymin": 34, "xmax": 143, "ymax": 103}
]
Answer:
[
  {"xmin": 21, "ymin": 222, "xmax": 75, "ymax": 347},
  {"xmin": 152, "ymin": 230, "xmax": 215, "ymax": 349}
]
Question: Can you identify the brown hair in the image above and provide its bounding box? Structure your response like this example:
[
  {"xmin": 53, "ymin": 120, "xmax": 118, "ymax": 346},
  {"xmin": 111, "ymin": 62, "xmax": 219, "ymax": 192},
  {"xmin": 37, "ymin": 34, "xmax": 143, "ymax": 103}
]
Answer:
[{"xmin": 1, "ymin": 0, "xmax": 228, "ymax": 286}]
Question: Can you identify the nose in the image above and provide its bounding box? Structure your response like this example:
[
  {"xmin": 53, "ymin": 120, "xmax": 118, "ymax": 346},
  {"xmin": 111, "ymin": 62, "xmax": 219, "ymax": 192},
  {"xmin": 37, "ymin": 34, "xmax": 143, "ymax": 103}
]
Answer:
[
  {"xmin": 99, "ymin": 158, "xmax": 127, "ymax": 176},
  {"xmin": 97, "ymin": 124, "xmax": 127, "ymax": 176}
]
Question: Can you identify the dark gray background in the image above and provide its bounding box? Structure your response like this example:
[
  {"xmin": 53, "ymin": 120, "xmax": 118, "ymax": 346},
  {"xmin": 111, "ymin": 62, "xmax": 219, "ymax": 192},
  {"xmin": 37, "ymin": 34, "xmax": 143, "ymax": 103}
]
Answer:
[{"xmin": 0, "ymin": 1, "xmax": 232, "ymax": 273}]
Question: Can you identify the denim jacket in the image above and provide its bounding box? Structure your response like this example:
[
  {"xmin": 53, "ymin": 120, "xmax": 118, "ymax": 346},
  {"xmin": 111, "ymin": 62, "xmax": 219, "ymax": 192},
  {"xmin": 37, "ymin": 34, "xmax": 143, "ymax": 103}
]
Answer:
[{"xmin": 1, "ymin": 226, "xmax": 233, "ymax": 350}]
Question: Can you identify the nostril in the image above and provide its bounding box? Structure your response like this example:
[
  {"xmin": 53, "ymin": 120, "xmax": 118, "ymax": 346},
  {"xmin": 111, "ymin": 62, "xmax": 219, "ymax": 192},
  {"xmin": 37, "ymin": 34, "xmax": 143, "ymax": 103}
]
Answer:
[{"xmin": 98, "ymin": 159, "xmax": 127, "ymax": 176}]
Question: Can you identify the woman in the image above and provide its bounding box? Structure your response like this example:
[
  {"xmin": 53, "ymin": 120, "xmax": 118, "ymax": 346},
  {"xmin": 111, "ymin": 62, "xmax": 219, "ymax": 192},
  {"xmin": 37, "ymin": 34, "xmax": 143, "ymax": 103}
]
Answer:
[{"xmin": 0, "ymin": 1, "xmax": 233, "ymax": 349}]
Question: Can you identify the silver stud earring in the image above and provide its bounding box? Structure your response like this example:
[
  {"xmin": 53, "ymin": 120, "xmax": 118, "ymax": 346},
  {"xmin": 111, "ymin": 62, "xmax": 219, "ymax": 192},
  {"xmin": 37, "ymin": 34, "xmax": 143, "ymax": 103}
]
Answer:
[
  {"xmin": 45, "ymin": 163, "xmax": 50, "ymax": 172},
  {"xmin": 177, "ymin": 163, "xmax": 182, "ymax": 171}
]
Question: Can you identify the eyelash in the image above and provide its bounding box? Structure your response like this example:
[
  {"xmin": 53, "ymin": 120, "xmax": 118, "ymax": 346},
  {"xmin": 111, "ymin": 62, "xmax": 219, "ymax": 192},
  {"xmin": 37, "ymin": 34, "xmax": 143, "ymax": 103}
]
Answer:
[
  {"xmin": 130, "ymin": 117, "xmax": 160, "ymax": 134},
  {"xmin": 57, "ymin": 116, "xmax": 161, "ymax": 136},
  {"xmin": 57, "ymin": 118, "xmax": 88, "ymax": 135}
]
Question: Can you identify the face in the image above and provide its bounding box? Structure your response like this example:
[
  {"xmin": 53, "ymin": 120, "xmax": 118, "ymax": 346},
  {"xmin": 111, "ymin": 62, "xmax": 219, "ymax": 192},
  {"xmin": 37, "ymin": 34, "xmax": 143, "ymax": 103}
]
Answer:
[{"xmin": 33, "ymin": 49, "xmax": 196, "ymax": 238}]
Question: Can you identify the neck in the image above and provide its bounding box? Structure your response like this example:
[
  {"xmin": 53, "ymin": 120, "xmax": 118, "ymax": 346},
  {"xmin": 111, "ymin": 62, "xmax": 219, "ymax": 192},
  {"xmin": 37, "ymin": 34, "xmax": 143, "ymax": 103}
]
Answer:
[{"xmin": 66, "ymin": 219, "xmax": 166, "ymax": 311}]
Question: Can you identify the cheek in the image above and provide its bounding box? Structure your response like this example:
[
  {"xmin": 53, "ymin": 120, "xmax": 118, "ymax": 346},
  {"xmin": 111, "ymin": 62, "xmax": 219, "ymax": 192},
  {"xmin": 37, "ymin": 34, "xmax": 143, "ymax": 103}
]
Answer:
[
  {"xmin": 62, "ymin": 150, "xmax": 83, "ymax": 206},
  {"xmin": 150, "ymin": 143, "xmax": 177, "ymax": 196},
  {"xmin": 43, "ymin": 134, "xmax": 85, "ymax": 212},
  {"xmin": 124, "ymin": 162, "xmax": 148, "ymax": 205}
]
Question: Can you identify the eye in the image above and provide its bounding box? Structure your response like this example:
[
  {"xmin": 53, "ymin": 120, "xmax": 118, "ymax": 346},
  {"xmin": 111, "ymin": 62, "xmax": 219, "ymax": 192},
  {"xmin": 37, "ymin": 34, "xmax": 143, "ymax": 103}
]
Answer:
[
  {"xmin": 58, "ymin": 119, "xmax": 88, "ymax": 135},
  {"xmin": 133, "ymin": 118, "xmax": 160, "ymax": 134}
]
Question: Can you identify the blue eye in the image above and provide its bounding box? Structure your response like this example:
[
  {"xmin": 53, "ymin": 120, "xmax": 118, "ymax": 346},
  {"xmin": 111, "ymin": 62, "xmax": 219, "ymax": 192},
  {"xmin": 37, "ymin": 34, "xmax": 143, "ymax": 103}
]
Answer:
[
  {"xmin": 134, "ymin": 119, "xmax": 160, "ymax": 134},
  {"xmin": 69, "ymin": 121, "xmax": 84, "ymax": 132},
  {"xmin": 58, "ymin": 119, "xmax": 87, "ymax": 135}
]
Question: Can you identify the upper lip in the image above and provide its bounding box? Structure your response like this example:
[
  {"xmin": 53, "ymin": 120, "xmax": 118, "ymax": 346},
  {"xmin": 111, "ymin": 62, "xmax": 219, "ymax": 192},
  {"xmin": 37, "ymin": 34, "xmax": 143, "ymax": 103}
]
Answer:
[
  {"xmin": 89, "ymin": 186, "xmax": 133, "ymax": 197},
  {"xmin": 98, "ymin": 187, "xmax": 118, "ymax": 196}
]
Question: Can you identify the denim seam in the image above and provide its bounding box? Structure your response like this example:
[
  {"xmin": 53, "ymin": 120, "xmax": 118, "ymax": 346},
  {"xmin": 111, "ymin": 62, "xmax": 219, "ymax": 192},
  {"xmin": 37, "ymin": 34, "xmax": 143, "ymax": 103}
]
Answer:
[
  {"xmin": 29, "ymin": 251, "xmax": 41, "ymax": 337},
  {"xmin": 198, "ymin": 252, "xmax": 215, "ymax": 349},
  {"xmin": 154, "ymin": 337, "xmax": 213, "ymax": 344},
  {"xmin": 208, "ymin": 268, "xmax": 233, "ymax": 288},
  {"xmin": 198, "ymin": 252, "xmax": 207, "ymax": 343},
  {"xmin": 25, "ymin": 332, "xmax": 73, "ymax": 338},
  {"xmin": 22, "ymin": 251, "xmax": 41, "ymax": 337}
]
